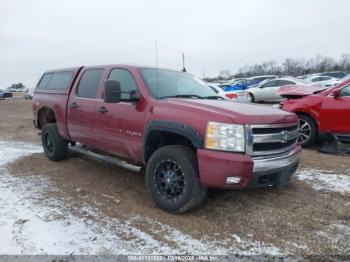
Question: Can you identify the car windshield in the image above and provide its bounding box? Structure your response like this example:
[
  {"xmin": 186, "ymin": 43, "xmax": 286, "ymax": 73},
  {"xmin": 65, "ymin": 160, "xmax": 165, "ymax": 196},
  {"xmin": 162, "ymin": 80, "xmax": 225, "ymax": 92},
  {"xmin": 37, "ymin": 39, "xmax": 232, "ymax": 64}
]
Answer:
[{"xmin": 139, "ymin": 68, "xmax": 218, "ymax": 99}]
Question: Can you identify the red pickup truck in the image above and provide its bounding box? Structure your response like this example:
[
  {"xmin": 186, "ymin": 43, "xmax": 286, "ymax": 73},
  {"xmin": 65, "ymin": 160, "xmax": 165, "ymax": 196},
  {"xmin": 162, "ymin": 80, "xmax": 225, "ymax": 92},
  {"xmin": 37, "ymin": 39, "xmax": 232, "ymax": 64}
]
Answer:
[{"xmin": 33, "ymin": 65, "xmax": 301, "ymax": 213}]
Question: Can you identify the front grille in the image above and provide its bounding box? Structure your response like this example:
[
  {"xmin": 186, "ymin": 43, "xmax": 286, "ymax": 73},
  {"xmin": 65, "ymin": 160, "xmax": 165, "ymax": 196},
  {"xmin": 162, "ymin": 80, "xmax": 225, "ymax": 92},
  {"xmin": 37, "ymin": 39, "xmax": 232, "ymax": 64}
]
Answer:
[
  {"xmin": 247, "ymin": 123, "xmax": 299, "ymax": 156},
  {"xmin": 253, "ymin": 138, "xmax": 297, "ymax": 152},
  {"xmin": 252, "ymin": 125, "xmax": 298, "ymax": 134}
]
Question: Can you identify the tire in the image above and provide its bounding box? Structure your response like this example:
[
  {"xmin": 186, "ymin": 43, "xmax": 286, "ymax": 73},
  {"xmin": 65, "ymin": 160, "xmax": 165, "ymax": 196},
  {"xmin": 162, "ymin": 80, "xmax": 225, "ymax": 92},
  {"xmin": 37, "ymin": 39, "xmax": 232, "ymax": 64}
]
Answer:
[
  {"xmin": 248, "ymin": 93, "xmax": 255, "ymax": 103},
  {"xmin": 298, "ymin": 114, "xmax": 317, "ymax": 147},
  {"xmin": 41, "ymin": 123, "xmax": 68, "ymax": 161},
  {"xmin": 146, "ymin": 145, "xmax": 207, "ymax": 213}
]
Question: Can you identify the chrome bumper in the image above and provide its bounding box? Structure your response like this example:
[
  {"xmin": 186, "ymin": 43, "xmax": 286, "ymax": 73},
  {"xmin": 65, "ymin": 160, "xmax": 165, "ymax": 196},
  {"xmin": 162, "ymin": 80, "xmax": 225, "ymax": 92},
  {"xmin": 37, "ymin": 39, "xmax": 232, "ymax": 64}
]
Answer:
[{"xmin": 252, "ymin": 145, "xmax": 301, "ymax": 173}]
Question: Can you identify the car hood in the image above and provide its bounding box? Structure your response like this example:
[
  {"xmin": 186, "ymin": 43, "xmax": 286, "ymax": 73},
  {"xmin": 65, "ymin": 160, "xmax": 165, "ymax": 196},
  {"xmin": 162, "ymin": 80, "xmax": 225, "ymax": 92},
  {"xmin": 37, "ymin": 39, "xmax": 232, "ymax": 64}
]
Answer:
[
  {"xmin": 164, "ymin": 98, "xmax": 298, "ymax": 125},
  {"xmin": 278, "ymin": 84, "xmax": 327, "ymax": 98}
]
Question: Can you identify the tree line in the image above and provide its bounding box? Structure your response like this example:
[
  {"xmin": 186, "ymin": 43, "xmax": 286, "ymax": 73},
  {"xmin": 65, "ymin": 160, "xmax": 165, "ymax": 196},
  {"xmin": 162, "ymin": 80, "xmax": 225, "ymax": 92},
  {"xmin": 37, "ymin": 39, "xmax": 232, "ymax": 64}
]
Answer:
[{"xmin": 205, "ymin": 54, "xmax": 350, "ymax": 81}]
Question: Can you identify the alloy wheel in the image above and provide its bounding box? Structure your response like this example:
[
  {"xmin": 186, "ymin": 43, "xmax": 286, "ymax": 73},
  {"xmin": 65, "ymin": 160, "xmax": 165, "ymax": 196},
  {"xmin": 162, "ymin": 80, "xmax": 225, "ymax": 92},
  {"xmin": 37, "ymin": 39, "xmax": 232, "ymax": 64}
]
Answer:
[
  {"xmin": 299, "ymin": 119, "xmax": 311, "ymax": 144},
  {"xmin": 44, "ymin": 132, "xmax": 54, "ymax": 153},
  {"xmin": 154, "ymin": 159, "xmax": 185, "ymax": 201}
]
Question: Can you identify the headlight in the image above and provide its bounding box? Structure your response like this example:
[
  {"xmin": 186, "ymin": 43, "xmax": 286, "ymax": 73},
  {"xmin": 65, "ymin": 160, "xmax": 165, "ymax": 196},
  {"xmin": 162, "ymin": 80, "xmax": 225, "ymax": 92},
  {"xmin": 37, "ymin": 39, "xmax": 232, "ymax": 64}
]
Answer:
[{"xmin": 205, "ymin": 122, "xmax": 245, "ymax": 152}]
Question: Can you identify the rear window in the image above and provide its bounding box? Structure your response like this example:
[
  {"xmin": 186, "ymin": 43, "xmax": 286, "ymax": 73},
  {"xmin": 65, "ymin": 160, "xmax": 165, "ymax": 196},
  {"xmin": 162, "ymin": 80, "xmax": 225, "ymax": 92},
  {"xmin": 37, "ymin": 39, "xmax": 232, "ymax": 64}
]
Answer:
[
  {"xmin": 37, "ymin": 71, "xmax": 73, "ymax": 90},
  {"xmin": 46, "ymin": 71, "xmax": 73, "ymax": 90},
  {"xmin": 37, "ymin": 73, "xmax": 52, "ymax": 89}
]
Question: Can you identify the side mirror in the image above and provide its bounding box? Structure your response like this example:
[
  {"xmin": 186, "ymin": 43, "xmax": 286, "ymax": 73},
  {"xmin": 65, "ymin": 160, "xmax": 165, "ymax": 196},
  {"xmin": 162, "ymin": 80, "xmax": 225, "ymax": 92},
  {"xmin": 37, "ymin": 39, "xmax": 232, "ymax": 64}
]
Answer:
[
  {"xmin": 130, "ymin": 90, "xmax": 141, "ymax": 101},
  {"xmin": 104, "ymin": 80, "xmax": 121, "ymax": 103},
  {"xmin": 333, "ymin": 89, "xmax": 340, "ymax": 99}
]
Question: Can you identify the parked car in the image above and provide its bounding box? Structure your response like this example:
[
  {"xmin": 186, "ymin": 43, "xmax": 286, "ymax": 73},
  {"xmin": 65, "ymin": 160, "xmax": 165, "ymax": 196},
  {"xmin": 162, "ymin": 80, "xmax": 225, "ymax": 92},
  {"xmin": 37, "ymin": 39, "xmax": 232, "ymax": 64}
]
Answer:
[
  {"xmin": 33, "ymin": 65, "xmax": 301, "ymax": 213},
  {"xmin": 208, "ymin": 83, "xmax": 249, "ymax": 102},
  {"xmin": 303, "ymin": 75, "xmax": 339, "ymax": 87},
  {"xmin": 220, "ymin": 75, "xmax": 278, "ymax": 92},
  {"xmin": 319, "ymin": 71, "xmax": 348, "ymax": 79},
  {"xmin": 0, "ymin": 89, "xmax": 13, "ymax": 99},
  {"xmin": 247, "ymin": 78, "xmax": 306, "ymax": 103},
  {"xmin": 279, "ymin": 79, "xmax": 350, "ymax": 147},
  {"xmin": 24, "ymin": 89, "xmax": 34, "ymax": 100}
]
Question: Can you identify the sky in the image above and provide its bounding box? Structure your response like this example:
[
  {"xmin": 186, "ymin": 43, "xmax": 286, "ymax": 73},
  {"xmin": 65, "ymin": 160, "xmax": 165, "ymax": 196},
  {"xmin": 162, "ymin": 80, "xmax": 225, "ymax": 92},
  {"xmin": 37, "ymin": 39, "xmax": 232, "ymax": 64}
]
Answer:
[{"xmin": 0, "ymin": 0, "xmax": 349, "ymax": 88}]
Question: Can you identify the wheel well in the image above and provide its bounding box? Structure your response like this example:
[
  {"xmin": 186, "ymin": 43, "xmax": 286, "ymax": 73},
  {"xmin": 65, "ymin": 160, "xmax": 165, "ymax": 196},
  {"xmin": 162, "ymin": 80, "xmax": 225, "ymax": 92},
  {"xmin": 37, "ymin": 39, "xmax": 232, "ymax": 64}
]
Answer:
[
  {"xmin": 37, "ymin": 107, "xmax": 56, "ymax": 130},
  {"xmin": 144, "ymin": 131, "xmax": 194, "ymax": 163}
]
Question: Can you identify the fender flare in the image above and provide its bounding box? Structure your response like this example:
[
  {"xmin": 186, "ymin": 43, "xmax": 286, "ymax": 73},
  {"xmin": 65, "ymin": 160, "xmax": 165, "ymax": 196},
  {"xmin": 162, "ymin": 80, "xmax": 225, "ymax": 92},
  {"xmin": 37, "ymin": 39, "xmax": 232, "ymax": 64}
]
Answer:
[{"xmin": 142, "ymin": 120, "xmax": 203, "ymax": 163}]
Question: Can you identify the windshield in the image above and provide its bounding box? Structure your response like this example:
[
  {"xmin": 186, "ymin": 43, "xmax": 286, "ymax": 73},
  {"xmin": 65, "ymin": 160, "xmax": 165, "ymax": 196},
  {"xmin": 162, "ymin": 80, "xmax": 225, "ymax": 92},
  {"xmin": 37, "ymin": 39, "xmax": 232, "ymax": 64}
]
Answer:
[{"xmin": 139, "ymin": 68, "xmax": 217, "ymax": 99}]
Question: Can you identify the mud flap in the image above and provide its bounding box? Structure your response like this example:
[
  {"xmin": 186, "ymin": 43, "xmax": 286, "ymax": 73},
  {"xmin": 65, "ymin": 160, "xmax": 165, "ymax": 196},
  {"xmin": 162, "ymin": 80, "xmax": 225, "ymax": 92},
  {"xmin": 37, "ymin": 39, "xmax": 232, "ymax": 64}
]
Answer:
[{"xmin": 317, "ymin": 133, "xmax": 350, "ymax": 155}]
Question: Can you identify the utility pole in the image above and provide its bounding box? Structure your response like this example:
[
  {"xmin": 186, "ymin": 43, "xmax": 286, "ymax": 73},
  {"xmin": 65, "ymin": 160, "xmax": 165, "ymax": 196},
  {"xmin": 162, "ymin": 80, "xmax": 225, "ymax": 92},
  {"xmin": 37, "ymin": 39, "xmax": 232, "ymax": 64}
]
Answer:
[{"xmin": 182, "ymin": 53, "xmax": 186, "ymax": 72}]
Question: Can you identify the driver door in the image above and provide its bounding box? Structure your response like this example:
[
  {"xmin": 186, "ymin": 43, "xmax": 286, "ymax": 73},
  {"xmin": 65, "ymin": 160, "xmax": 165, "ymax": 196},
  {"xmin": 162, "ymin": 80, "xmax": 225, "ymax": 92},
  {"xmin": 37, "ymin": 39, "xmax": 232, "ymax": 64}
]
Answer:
[
  {"xmin": 94, "ymin": 68, "xmax": 146, "ymax": 161},
  {"xmin": 258, "ymin": 80, "xmax": 279, "ymax": 101},
  {"xmin": 319, "ymin": 84, "xmax": 350, "ymax": 134}
]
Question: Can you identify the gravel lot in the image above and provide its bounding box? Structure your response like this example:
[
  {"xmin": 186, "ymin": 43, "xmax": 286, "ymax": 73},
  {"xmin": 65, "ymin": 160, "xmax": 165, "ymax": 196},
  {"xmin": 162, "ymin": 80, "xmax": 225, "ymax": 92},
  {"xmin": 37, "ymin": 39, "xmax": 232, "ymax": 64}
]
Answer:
[{"xmin": 0, "ymin": 96, "xmax": 349, "ymax": 258}]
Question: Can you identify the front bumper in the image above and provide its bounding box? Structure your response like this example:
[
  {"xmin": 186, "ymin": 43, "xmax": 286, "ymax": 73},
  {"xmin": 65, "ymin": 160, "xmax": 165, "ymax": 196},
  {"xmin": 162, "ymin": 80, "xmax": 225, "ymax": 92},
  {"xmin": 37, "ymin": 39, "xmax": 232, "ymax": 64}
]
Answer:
[{"xmin": 197, "ymin": 145, "xmax": 301, "ymax": 189}]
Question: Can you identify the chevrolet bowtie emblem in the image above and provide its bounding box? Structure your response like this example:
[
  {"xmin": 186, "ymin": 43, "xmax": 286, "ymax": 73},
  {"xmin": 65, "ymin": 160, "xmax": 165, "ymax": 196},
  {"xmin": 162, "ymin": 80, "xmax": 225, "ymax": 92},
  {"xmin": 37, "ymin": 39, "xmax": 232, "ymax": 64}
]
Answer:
[{"xmin": 280, "ymin": 131, "xmax": 289, "ymax": 143}]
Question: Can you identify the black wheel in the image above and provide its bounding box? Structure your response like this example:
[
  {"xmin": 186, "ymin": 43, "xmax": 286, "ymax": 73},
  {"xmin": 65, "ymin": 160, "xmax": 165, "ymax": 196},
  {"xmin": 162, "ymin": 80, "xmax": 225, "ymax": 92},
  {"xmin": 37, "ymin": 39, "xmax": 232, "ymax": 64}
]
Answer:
[
  {"xmin": 248, "ymin": 93, "xmax": 255, "ymax": 103},
  {"xmin": 42, "ymin": 123, "xmax": 68, "ymax": 161},
  {"xmin": 146, "ymin": 145, "xmax": 207, "ymax": 213},
  {"xmin": 298, "ymin": 114, "xmax": 317, "ymax": 147}
]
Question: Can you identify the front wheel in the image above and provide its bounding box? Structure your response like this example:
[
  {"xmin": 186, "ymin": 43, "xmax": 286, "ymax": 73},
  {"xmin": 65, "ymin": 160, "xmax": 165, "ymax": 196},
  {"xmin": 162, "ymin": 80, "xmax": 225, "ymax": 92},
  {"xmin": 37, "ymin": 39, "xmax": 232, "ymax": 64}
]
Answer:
[
  {"xmin": 42, "ymin": 123, "xmax": 68, "ymax": 161},
  {"xmin": 146, "ymin": 145, "xmax": 207, "ymax": 213},
  {"xmin": 298, "ymin": 115, "xmax": 317, "ymax": 147},
  {"xmin": 247, "ymin": 93, "xmax": 255, "ymax": 103}
]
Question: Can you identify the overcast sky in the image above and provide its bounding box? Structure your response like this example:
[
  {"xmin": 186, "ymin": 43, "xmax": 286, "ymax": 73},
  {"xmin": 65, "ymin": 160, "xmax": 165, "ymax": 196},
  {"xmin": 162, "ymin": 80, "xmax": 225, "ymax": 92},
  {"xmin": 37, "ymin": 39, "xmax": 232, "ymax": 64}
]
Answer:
[{"xmin": 1, "ymin": 0, "xmax": 349, "ymax": 88}]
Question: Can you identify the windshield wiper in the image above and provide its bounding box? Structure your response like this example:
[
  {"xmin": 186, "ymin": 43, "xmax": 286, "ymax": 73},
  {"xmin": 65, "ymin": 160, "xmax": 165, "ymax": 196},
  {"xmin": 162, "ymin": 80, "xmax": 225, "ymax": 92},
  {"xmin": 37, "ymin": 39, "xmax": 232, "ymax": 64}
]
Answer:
[
  {"xmin": 160, "ymin": 94, "xmax": 203, "ymax": 99},
  {"xmin": 202, "ymin": 95, "xmax": 224, "ymax": 100}
]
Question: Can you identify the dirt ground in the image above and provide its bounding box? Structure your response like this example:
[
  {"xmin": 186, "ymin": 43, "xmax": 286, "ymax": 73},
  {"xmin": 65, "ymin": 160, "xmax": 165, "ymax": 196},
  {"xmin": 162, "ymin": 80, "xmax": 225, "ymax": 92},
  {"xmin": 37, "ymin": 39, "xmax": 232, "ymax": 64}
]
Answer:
[{"xmin": 0, "ymin": 95, "xmax": 349, "ymax": 258}]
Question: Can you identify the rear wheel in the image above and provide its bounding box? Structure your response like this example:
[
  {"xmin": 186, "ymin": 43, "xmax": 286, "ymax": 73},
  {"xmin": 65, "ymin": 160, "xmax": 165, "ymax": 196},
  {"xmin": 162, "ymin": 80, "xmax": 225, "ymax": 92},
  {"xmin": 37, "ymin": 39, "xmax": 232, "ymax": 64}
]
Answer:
[
  {"xmin": 146, "ymin": 145, "xmax": 207, "ymax": 213},
  {"xmin": 298, "ymin": 114, "xmax": 317, "ymax": 147},
  {"xmin": 42, "ymin": 123, "xmax": 68, "ymax": 161}
]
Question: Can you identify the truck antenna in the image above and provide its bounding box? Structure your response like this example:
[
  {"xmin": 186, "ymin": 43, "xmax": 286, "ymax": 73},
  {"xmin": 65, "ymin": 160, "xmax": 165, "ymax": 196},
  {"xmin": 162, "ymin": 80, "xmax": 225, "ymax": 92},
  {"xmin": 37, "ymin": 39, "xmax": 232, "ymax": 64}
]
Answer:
[
  {"xmin": 156, "ymin": 38, "xmax": 159, "ymax": 98},
  {"xmin": 182, "ymin": 53, "xmax": 186, "ymax": 72}
]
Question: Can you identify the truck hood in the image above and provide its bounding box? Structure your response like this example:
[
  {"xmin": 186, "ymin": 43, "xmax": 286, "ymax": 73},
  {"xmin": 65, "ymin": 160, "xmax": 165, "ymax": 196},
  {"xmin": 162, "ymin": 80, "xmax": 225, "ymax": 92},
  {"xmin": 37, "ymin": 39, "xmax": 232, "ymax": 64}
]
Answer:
[
  {"xmin": 165, "ymin": 98, "xmax": 298, "ymax": 124},
  {"xmin": 278, "ymin": 84, "xmax": 327, "ymax": 99}
]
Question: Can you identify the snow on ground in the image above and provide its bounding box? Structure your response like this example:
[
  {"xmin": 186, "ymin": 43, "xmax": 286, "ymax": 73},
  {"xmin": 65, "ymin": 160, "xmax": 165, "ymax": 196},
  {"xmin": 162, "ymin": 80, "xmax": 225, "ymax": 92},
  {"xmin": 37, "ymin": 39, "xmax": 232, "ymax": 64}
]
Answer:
[
  {"xmin": 315, "ymin": 222, "xmax": 350, "ymax": 254},
  {"xmin": 0, "ymin": 139, "xmax": 283, "ymax": 255},
  {"xmin": 295, "ymin": 168, "xmax": 350, "ymax": 194}
]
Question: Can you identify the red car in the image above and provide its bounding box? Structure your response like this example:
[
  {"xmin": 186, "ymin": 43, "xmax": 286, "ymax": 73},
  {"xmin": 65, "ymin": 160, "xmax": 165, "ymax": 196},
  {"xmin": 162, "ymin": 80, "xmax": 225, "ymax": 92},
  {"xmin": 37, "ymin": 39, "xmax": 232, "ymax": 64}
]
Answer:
[{"xmin": 280, "ymin": 79, "xmax": 350, "ymax": 146}]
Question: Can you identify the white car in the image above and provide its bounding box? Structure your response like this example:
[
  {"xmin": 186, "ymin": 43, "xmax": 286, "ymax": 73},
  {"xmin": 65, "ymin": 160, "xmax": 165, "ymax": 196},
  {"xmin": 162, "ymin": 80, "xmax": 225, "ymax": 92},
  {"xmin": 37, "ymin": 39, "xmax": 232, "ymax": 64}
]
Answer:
[
  {"xmin": 303, "ymin": 75, "xmax": 339, "ymax": 87},
  {"xmin": 208, "ymin": 83, "xmax": 249, "ymax": 102},
  {"xmin": 24, "ymin": 89, "xmax": 34, "ymax": 99},
  {"xmin": 247, "ymin": 78, "xmax": 306, "ymax": 103}
]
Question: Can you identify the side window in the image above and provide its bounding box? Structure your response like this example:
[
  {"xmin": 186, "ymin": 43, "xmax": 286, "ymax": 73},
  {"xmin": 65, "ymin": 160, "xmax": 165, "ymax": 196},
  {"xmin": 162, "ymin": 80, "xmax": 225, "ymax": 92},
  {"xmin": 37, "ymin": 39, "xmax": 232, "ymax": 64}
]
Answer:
[
  {"xmin": 46, "ymin": 71, "xmax": 73, "ymax": 90},
  {"xmin": 37, "ymin": 73, "xmax": 52, "ymax": 89},
  {"xmin": 77, "ymin": 69, "xmax": 104, "ymax": 98},
  {"xmin": 262, "ymin": 80, "xmax": 277, "ymax": 88},
  {"xmin": 339, "ymin": 84, "xmax": 350, "ymax": 97},
  {"xmin": 278, "ymin": 80, "xmax": 295, "ymax": 86},
  {"xmin": 108, "ymin": 69, "xmax": 139, "ymax": 100}
]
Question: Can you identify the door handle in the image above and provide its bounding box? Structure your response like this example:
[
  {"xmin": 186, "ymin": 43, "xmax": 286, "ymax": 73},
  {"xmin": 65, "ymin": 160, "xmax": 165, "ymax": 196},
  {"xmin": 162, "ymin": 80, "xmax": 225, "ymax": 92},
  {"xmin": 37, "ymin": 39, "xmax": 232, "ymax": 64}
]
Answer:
[
  {"xmin": 70, "ymin": 102, "xmax": 79, "ymax": 109},
  {"xmin": 97, "ymin": 106, "xmax": 108, "ymax": 113}
]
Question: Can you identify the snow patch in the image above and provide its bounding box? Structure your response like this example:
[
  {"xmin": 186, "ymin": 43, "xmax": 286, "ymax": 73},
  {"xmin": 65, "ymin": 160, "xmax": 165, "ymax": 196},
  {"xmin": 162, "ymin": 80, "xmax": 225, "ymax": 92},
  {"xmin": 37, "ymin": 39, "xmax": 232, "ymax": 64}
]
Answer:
[
  {"xmin": 315, "ymin": 222, "xmax": 350, "ymax": 253},
  {"xmin": 295, "ymin": 168, "xmax": 350, "ymax": 194},
  {"xmin": 0, "ymin": 139, "xmax": 284, "ymax": 255}
]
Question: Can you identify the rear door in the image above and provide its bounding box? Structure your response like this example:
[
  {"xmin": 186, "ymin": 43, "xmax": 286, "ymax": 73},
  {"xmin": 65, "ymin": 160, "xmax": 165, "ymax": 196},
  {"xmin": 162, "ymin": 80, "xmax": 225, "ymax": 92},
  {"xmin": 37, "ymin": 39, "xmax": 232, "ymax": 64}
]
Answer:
[
  {"xmin": 67, "ymin": 68, "xmax": 105, "ymax": 147},
  {"xmin": 94, "ymin": 67, "xmax": 146, "ymax": 161},
  {"xmin": 320, "ymin": 83, "xmax": 350, "ymax": 134}
]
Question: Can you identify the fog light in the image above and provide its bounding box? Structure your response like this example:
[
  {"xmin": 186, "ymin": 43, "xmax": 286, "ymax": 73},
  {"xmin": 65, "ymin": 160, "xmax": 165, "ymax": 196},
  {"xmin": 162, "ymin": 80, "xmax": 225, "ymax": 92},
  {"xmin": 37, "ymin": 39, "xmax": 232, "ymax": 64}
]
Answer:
[{"xmin": 226, "ymin": 177, "xmax": 242, "ymax": 184}]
